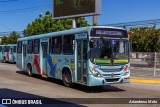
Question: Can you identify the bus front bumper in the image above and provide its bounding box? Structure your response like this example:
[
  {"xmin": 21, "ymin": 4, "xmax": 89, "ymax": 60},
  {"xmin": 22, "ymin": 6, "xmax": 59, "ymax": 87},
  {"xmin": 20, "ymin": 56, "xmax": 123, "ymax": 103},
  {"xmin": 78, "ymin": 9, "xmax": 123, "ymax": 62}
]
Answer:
[{"xmin": 88, "ymin": 74, "xmax": 130, "ymax": 86}]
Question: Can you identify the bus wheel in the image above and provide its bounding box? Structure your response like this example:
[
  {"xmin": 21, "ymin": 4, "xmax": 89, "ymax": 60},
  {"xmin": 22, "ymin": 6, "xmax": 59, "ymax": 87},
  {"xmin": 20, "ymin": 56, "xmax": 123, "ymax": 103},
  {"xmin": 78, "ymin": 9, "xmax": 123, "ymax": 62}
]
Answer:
[
  {"xmin": 62, "ymin": 69, "xmax": 73, "ymax": 87},
  {"xmin": 27, "ymin": 64, "xmax": 32, "ymax": 77}
]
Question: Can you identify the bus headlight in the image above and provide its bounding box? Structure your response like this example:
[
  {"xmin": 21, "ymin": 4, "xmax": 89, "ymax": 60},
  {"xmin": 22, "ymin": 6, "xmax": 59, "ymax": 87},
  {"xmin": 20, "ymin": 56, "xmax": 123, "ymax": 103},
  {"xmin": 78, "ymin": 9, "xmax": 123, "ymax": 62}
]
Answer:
[
  {"xmin": 89, "ymin": 68, "xmax": 101, "ymax": 77},
  {"xmin": 122, "ymin": 65, "xmax": 129, "ymax": 76}
]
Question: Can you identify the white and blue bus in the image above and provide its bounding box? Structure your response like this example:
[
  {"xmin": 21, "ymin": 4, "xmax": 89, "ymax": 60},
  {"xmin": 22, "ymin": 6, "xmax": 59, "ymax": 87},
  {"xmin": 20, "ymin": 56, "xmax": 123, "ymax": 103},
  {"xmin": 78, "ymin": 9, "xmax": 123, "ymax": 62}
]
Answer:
[
  {"xmin": 0, "ymin": 44, "xmax": 17, "ymax": 63},
  {"xmin": 16, "ymin": 26, "xmax": 130, "ymax": 87}
]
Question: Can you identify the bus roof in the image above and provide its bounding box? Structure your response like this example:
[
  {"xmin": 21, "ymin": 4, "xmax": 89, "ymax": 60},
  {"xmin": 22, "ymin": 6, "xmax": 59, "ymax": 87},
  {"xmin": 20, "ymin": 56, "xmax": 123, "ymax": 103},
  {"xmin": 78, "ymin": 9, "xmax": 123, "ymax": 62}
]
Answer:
[
  {"xmin": 0, "ymin": 44, "xmax": 17, "ymax": 46},
  {"xmin": 7, "ymin": 44, "xmax": 17, "ymax": 46},
  {"xmin": 0, "ymin": 44, "xmax": 16, "ymax": 46},
  {"xmin": 18, "ymin": 26, "xmax": 126, "ymax": 41}
]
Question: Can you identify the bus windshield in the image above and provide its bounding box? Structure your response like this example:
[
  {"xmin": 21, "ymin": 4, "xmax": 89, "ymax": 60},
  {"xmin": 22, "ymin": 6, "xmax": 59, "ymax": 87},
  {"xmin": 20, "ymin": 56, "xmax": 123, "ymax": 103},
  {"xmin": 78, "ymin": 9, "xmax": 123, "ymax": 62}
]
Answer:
[{"xmin": 90, "ymin": 38, "xmax": 129, "ymax": 65}]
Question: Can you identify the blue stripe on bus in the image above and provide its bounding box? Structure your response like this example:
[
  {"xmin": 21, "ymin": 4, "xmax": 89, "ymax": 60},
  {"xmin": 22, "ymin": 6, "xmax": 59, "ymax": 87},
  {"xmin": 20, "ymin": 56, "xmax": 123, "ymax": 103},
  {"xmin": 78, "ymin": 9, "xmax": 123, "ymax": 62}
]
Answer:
[{"xmin": 47, "ymin": 54, "xmax": 56, "ymax": 77}]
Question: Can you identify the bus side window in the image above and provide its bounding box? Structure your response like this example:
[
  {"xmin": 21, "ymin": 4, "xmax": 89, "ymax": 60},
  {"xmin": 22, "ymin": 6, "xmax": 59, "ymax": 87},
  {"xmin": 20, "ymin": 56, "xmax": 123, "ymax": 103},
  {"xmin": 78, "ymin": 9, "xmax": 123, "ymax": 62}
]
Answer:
[
  {"xmin": 11, "ymin": 48, "xmax": 13, "ymax": 54},
  {"xmin": 5, "ymin": 46, "xmax": 10, "ymax": 52},
  {"xmin": 13, "ymin": 46, "xmax": 17, "ymax": 53},
  {"xmin": 63, "ymin": 35, "xmax": 75, "ymax": 55},
  {"xmin": 51, "ymin": 36, "xmax": 62, "ymax": 54},
  {"xmin": 34, "ymin": 39, "xmax": 40, "ymax": 54},
  {"xmin": 17, "ymin": 41, "xmax": 22, "ymax": 53},
  {"xmin": 27, "ymin": 40, "xmax": 33, "ymax": 54},
  {"xmin": 0, "ymin": 46, "xmax": 2, "ymax": 52}
]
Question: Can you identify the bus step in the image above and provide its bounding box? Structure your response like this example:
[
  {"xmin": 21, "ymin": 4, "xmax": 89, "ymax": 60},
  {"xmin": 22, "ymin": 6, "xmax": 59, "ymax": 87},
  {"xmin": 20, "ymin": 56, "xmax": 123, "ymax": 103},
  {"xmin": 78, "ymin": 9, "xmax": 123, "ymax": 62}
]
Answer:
[{"xmin": 42, "ymin": 75, "xmax": 48, "ymax": 78}]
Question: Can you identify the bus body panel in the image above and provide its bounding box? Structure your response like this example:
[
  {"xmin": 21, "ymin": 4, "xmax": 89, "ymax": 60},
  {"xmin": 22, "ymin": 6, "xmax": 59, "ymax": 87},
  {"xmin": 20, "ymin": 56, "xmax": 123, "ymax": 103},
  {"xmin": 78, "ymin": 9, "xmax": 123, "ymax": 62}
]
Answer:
[
  {"xmin": 47, "ymin": 54, "xmax": 74, "ymax": 80},
  {"xmin": 17, "ymin": 54, "xmax": 22, "ymax": 69}
]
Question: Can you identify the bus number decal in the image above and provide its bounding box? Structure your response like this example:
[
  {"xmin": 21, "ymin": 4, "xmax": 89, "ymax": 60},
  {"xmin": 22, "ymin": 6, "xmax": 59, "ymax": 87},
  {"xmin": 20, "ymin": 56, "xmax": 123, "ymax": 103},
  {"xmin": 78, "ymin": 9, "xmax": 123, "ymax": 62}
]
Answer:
[{"xmin": 52, "ymin": 57, "xmax": 56, "ymax": 64}]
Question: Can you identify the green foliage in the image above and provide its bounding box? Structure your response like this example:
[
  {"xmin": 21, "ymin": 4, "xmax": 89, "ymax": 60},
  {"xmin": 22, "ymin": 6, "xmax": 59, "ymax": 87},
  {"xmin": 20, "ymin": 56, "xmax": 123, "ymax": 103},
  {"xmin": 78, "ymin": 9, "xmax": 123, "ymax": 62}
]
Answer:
[
  {"xmin": 0, "ymin": 31, "xmax": 21, "ymax": 44},
  {"xmin": 129, "ymin": 25, "xmax": 160, "ymax": 52},
  {"xmin": 23, "ymin": 11, "xmax": 89, "ymax": 36}
]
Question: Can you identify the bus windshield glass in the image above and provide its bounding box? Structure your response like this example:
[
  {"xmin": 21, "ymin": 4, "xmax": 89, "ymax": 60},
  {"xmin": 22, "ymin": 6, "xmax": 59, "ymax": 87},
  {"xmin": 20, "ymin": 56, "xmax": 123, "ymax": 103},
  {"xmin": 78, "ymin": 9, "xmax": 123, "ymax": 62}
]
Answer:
[{"xmin": 90, "ymin": 38, "xmax": 129, "ymax": 65}]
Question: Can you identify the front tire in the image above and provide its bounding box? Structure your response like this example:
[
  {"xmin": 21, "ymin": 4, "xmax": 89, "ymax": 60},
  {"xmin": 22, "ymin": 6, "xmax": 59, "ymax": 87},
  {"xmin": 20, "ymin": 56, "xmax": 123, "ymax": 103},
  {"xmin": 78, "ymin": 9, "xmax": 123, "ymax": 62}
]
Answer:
[
  {"xmin": 27, "ymin": 64, "xmax": 33, "ymax": 77},
  {"xmin": 62, "ymin": 69, "xmax": 73, "ymax": 87}
]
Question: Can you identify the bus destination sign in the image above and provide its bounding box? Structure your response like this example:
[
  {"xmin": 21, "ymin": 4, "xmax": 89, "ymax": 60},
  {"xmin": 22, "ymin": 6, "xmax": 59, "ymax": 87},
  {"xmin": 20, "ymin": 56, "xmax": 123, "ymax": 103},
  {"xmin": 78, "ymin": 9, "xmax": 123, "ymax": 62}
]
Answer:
[
  {"xmin": 91, "ymin": 28, "xmax": 128, "ymax": 38},
  {"xmin": 96, "ymin": 30, "xmax": 122, "ymax": 36}
]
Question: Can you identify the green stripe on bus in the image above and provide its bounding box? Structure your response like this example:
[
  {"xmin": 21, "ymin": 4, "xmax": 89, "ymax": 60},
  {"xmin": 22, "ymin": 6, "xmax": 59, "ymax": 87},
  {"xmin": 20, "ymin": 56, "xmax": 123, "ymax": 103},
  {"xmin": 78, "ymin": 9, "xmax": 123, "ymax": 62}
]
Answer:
[{"xmin": 94, "ymin": 59, "xmax": 111, "ymax": 64}]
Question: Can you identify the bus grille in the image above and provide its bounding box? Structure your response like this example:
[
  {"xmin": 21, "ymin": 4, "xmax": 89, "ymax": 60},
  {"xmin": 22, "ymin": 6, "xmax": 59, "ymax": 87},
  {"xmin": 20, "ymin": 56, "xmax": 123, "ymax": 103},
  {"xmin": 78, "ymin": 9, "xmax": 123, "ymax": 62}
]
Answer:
[
  {"xmin": 105, "ymin": 78, "xmax": 120, "ymax": 82},
  {"xmin": 102, "ymin": 74, "xmax": 121, "ymax": 77},
  {"xmin": 100, "ymin": 68, "xmax": 122, "ymax": 72}
]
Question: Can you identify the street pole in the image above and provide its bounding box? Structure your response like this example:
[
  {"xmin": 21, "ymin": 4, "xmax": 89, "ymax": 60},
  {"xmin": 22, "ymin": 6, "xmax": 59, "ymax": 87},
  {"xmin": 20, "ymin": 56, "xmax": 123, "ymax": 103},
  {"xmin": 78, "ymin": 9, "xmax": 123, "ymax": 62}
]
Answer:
[
  {"xmin": 72, "ymin": 18, "xmax": 76, "ymax": 28},
  {"xmin": 93, "ymin": 15, "xmax": 98, "ymax": 26}
]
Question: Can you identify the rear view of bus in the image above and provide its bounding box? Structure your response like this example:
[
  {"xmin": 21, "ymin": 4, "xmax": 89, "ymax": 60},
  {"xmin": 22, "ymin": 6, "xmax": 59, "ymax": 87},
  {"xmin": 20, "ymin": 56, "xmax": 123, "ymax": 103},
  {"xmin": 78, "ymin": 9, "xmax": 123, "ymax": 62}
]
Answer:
[
  {"xmin": 2, "ymin": 44, "xmax": 17, "ymax": 63},
  {"xmin": 88, "ymin": 27, "xmax": 130, "ymax": 86},
  {"xmin": 8, "ymin": 44, "xmax": 17, "ymax": 63}
]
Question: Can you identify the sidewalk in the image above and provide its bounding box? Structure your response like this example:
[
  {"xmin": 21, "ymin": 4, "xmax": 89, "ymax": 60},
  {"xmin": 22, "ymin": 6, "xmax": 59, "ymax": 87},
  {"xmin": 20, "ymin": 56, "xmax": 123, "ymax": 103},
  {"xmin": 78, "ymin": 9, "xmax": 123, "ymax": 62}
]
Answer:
[{"xmin": 130, "ymin": 67, "xmax": 160, "ymax": 84}]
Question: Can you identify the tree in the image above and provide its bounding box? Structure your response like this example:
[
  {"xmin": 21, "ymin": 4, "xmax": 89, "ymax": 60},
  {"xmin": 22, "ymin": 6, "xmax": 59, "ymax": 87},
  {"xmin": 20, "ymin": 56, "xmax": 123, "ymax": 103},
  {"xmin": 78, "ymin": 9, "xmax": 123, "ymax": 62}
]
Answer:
[
  {"xmin": 1, "ymin": 36, "xmax": 8, "ymax": 45},
  {"xmin": 129, "ymin": 26, "xmax": 160, "ymax": 52},
  {"xmin": 23, "ymin": 11, "xmax": 89, "ymax": 36},
  {"xmin": 8, "ymin": 31, "xmax": 21, "ymax": 44},
  {"xmin": 0, "ymin": 31, "xmax": 20, "ymax": 44}
]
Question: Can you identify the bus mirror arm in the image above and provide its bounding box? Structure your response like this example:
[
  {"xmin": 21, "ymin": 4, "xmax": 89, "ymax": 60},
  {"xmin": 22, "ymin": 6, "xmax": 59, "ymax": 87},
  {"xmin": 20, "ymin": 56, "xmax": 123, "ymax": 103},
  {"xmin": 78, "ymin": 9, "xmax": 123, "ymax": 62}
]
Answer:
[{"xmin": 90, "ymin": 39, "xmax": 94, "ymax": 48}]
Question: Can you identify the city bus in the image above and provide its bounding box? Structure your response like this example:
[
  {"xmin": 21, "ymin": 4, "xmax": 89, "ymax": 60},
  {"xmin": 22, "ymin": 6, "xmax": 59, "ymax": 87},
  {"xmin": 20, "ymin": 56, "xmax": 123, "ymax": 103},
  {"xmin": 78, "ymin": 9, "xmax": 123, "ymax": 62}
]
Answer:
[
  {"xmin": 0, "ymin": 45, "xmax": 5, "ymax": 62},
  {"xmin": 0, "ymin": 44, "xmax": 17, "ymax": 63},
  {"xmin": 16, "ymin": 26, "xmax": 130, "ymax": 87}
]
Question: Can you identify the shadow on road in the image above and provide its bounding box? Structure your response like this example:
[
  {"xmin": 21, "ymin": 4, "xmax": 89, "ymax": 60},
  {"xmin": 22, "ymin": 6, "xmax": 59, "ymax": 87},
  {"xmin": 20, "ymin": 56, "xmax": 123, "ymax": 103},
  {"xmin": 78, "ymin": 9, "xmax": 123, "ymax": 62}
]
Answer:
[
  {"xmin": 16, "ymin": 71, "xmax": 125, "ymax": 93},
  {"xmin": 73, "ymin": 84, "xmax": 125, "ymax": 93},
  {"xmin": 0, "ymin": 88, "xmax": 85, "ymax": 107}
]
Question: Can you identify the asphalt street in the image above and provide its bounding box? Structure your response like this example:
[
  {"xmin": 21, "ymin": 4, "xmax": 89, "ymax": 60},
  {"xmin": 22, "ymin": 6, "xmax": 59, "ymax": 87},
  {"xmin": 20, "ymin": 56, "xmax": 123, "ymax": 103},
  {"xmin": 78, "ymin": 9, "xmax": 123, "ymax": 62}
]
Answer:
[{"xmin": 0, "ymin": 63, "xmax": 159, "ymax": 107}]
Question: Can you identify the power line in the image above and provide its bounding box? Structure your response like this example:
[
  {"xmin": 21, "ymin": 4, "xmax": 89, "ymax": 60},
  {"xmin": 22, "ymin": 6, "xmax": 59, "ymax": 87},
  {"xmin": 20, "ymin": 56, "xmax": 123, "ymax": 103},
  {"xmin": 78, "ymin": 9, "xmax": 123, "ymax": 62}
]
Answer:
[
  {"xmin": 106, "ymin": 19, "xmax": 160, "ymax": 27},
  {"xmin": 0, "ymin": 0, "xmax": 18, "ymax": 2},
  {"xmin": 0, "ymin": 4, "xmax": 51, "ymax": 14},
  {"xmin": 0, "ymin": 31, "xmax": 23, "ymax": 37}
]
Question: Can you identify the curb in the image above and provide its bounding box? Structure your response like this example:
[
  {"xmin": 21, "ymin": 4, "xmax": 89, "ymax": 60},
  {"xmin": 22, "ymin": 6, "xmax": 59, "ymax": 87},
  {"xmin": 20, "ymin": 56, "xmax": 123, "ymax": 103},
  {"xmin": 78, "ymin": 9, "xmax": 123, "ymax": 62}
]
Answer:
[{"xmin": 130, "ymin": 78, "xmax": 160, "ymax": 84}]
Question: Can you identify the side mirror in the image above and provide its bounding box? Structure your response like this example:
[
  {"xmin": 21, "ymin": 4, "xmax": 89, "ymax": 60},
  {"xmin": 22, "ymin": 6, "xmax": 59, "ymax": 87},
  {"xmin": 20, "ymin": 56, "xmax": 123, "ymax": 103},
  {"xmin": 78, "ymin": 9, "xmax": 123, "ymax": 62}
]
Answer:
[{"xmin": 90, "ymin": 39, "xmax": 94, "ymax": 48}]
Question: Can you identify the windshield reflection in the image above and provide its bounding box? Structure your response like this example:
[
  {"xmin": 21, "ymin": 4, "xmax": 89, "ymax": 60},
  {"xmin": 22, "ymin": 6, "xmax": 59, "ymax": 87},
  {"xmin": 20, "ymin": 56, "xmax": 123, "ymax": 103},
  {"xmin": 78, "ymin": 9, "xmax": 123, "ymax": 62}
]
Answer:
[{"xmin": 90, "ymin": 38, "xmax": 129, "ymax": 65}]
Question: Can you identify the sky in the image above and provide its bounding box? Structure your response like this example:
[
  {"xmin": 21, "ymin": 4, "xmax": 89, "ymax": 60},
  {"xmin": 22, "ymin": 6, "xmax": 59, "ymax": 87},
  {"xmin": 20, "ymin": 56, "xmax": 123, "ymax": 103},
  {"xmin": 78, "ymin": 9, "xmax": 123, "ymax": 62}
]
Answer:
[{"xmin": 0, "ymin": 0, "xmax": 160, "ymax": 33}]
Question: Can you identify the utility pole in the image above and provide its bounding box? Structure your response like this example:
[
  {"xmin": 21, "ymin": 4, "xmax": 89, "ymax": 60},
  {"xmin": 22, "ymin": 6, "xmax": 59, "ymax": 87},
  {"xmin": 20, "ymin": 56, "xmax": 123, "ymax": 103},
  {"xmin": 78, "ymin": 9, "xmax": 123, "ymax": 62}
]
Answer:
[{"xmin": 93, "ymin": 16, "xmax": 98, "ymax": 26}]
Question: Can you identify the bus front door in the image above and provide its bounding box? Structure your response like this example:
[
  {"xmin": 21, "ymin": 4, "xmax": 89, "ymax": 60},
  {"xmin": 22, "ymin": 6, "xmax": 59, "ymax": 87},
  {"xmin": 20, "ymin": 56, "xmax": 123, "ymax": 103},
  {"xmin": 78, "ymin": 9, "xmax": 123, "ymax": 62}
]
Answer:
[
  {"xmin": 77, "ymin": 39, "xmax": 87, "ymax": 84},
  {"xmin": 41, "ymin": 42, "xmax": 48, "ymax": 77},
  {"xmin": 22, "ymin": 44, "xmax": 27, "ymax": 71}
]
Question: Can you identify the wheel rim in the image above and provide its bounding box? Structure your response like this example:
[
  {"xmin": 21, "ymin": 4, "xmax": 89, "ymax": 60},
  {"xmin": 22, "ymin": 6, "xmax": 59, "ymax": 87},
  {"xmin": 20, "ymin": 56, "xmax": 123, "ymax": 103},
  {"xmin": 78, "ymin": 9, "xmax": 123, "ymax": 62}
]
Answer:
[{"xmin": 64, "ymin": 72, "xmax": 71, "ymax": 83}]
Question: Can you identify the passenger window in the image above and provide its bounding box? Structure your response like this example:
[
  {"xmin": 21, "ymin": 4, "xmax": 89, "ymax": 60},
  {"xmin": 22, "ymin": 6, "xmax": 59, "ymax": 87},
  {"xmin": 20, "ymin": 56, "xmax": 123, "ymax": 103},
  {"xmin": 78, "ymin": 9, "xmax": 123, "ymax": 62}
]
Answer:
[
  {"xmin": 17, "ymin": 41, "xmax": 22, "ymax": 53},
  {"xmin": 13, "ymin": 46, "xmax": 16, "ymax": 53},
  {"xmin": 51, "ymin": 36, "xmax": 62, "ymax": 54},
  {"xmin": 0, "ymin": 46, "xmax": 2, "ymax": 52},
  {"xmin": 63, "ymin": 35, "xmax": 75, "ymax": 55},
  {"xmin": 34, "ymin": 39, "xmax": 40, "ymax": 54},
  {"xmin": 27, "ymin": 40, "xmax": 33, "ymax": 54}
]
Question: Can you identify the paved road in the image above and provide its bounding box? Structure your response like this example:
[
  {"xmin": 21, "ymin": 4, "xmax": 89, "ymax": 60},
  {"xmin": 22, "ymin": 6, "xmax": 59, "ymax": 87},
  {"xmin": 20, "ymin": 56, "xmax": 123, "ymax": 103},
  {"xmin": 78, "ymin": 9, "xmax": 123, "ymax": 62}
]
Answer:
[{"xmin": 0, "ymin": 63, "xmax": 160, "ymax": 107}]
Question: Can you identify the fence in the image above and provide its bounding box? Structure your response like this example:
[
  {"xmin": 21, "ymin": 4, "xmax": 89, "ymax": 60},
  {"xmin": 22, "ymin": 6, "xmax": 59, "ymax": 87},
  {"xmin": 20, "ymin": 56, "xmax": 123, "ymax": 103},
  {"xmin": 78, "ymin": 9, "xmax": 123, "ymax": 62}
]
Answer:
[{"xmin": 130, "ymin": 52, "xmax": 160, "ymax": 78}]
